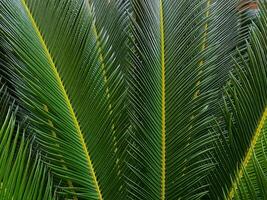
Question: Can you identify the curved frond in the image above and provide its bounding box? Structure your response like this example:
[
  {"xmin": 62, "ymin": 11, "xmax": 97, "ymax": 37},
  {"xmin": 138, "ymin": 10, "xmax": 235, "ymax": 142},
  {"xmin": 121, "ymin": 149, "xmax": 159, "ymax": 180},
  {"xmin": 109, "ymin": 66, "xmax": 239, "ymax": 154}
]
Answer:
[
  {"xmin": 2, "ymin": 0, "xmax": 266, "ymax": 199},
  {"xmin": 1, "ymin": 0, "xmax": 130, "ymax": 199},
  {"xmin": 233, "ymin": 122, "xmax": 267, "ymax": 200},
  {"xmin": 208, "ymin": 2, "xmax": 267, "ymax": 199}
]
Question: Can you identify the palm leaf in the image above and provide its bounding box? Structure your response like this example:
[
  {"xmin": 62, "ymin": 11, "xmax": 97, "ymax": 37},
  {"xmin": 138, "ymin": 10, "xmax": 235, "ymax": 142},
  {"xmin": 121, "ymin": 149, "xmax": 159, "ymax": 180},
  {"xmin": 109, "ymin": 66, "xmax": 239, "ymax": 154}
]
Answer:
[
  {"xmin": 91, "ymin": 0, "xmax": 131, "ymax": 72},
  {"xmin": 233, "ymin": 123, "xmax": 267, "ymax": 200},
  {"xmin": 2, "ymin": 0, "xmax": 266, "ymax": 199},
  {"xmin": 203, "ymin": 0, "xmax": 256, "ymax": 116},
  {"xmin": 89, "ymin": 0, "xmax": 133, "ymax": 184},
  {"xmin": 0, "ymin": 83, "xmax": 11, "ymax": 124},
  {"xmin": 205, "ymin": 0, "xmax": 240, "ymax": 94},
  {"xmin": 0, "ymin": 102, "xmax": 55, "ymax": 200},
  {"xmin": 1, "ymin": 0, "xmax": 130, "ymax": 199},
  {"xmin": 208, "ymin": 2, "xmax": 267, "ymax": 199},
  {"xmin": 125, "ymin": 0, "xmax": 234, "ymax": 199}
]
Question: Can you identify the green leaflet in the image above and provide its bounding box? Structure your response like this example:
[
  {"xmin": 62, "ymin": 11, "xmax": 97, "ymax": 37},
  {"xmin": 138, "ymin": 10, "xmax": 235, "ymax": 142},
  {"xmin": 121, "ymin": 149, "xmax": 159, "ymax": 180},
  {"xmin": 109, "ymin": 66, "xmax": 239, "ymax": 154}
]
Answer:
[
  {"xmin": 159, "ymin": 0, "xmax": 166, "ymax": 198},
  {"xmin": 0, "ymin": 107, "xmax": 54, "ymax": 200}
]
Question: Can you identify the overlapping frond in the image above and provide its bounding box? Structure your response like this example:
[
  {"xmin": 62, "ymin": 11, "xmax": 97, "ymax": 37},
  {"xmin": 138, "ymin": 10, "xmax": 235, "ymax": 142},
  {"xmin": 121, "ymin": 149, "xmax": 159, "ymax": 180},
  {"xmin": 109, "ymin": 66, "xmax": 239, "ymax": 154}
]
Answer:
[
  {"xmin": 233, "ymin": 121, "xmax": 267, "ymax": 200},
  {"xmin": 204, "ymin": 0, "xmax": 239, "ymax": 94},
  {"xmin": 1, "ymin": 0, "xmax": 130, "ymax": 199},
  {"xmin": 1, "ymin": 0, "xmax": 267, "ymax": 199},
  {"xmin": 88, "ymin": 0, "xmax": 133, "ymax": 187},
  {"xmin": 202, "ymin": 0, "xmax": 257, "ymax": 116},
  {"xmin": 91, "ymin": 0, "xmax": 131, "ymax": 72},
  {"xmin": 208, "ymin": 2, "xmax": 267, "ymax": 199},
  {"xmin": 0, "ymin": 102, "xmax": 55, "ymax": 200}
]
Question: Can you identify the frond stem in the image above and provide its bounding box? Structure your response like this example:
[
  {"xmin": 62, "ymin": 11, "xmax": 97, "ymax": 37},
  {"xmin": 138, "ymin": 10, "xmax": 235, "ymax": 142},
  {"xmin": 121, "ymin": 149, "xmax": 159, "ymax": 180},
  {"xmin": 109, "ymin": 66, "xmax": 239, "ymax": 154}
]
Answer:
[{"xmin": 159, "ymin": 0, "xmax": 166, "ymax": 199}]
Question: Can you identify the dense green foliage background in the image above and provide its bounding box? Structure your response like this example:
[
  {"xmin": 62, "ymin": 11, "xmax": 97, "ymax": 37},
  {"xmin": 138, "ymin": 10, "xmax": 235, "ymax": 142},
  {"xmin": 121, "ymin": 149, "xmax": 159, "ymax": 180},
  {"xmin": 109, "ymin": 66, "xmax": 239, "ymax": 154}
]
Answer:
[{"xmin": 1, "ymin": 0, "xmax": 267, "ymax": 199}]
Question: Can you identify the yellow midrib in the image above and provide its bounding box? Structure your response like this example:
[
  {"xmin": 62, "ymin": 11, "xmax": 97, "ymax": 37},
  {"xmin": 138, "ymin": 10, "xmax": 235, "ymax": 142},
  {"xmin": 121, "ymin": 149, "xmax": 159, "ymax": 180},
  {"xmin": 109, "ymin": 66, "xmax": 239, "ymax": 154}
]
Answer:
[
  {"xmin": 44, "ymin": 105, "xmax": 78, "ymax": 200},
  {"xmin": 201, "ymin": 0, "xmax": 211, "ymax": 59},
  {"xmin": 21, "ymin": 1, "xmax": 103, "ymax": 199},
  {"xmin": 194, "ymin": 0, "xmax": 211, "ymax": 99},
  {"xmin": 227, "ymin": 106, "xmax": 267, "ymax": 199},
  {"xmin": 92, "ymin": 25, "xmax": 117, "ymax": 136},
  {"xmin": 89, "ymin": 2, "xmax": 121, "ymax": 168},
  {"xmin": 159, "ymin": 0, "xmax": 166, "ymax": 199}
]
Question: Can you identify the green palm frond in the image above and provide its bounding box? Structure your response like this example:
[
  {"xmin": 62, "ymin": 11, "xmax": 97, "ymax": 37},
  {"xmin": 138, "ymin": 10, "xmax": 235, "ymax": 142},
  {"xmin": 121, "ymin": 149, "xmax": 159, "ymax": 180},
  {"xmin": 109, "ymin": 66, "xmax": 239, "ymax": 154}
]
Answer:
[
  {"xmin": 1, "ymin": 0, "xmax": 267, "ymax": 199},
  {"xmin": 0, "ymin": 83, "xmax": 11, "ymax": 124},
  {"xmin": 125, "ymin": 0, "xmax": 238, "ymax": 199},
  {"xmin": 91, "ymin": 0, "xmax": 131, "ymax": 71},
  {"xmin": 205, "ymin": 0, "xmax": 240, "ymax": 93},
  {"xmin": 1, "ymin": 0, "xmax": 130, "ymax": 199},
  {"xmin": 89, "ymin": 0, "xmax": 133, "ymax": 182},
  {"xmin": 233, "ymin": 123, "xmax": 267, "ymax": 200},
  {"xmin": 208, "ymin": 2, "xmax": 267, "ymax": 199},
  {"xmin": 0, "ymin": 104, "xmax": 55, "ymax": 200},
  {"xmin": 204, "ymin": 0, "xmax": 256, "ymax": 116}
]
